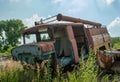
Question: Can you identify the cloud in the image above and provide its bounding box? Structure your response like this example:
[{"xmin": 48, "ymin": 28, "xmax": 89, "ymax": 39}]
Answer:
[
  {"xmin": 53, "ymin": 0, "xmax": 88, "ymax": 17},
  {"xmin": 108, "ymin": 17, "xmax": 120, "ymax": 29},
  {"xmin": 107, "ymin": 17, "xmax": 120, "ymax": 37},
  {"xmin": 23, "ymin": 14, "xmax": 41, "ymax": 27},
  {"xmin": 104, "ymin": 0, "xmax": 115, "ymax": 5}
]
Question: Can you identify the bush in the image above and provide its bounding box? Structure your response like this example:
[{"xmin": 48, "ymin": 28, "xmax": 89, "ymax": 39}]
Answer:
[{"xmin": 0, "ymin": 45, "xmax": 14, "ymax": 57}]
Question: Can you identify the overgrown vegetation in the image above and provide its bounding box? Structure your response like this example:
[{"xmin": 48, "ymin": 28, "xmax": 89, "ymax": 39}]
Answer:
[
  {"xmin": 1, "ymin": 50, "xmax": 120, "ymax": 82},
  {"xmin": 0, "ymin": 51, "xmax": 97, "ymax": 82},
  {"xmin": 0, "ymin": 45, "xmax": 14, "ymax": 57},
  {"xmin": 111, "ymin": 37, "xmax": 120, "ymax": 49}
]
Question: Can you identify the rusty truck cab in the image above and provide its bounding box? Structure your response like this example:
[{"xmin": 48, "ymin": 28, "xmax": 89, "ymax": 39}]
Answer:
[
  {"xmin": 21, "ymin": 23, "xmax": 87, "ymax": 65},
  {"xmin": 52, "ymin": 23, "xmax": 88, "ymax": 66},
  {"xmin": 20, "ymin": 13, "xmax": 110, "ymax": 68}
]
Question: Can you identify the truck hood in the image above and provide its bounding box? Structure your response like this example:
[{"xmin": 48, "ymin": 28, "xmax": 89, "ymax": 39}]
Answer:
[
  {"xmin": 12, "ymin": 41, "xmax": 55, "ymax": 58},
  {"xmin": 11, "ymin": 41, "xmax": 55, "ymax": 63},
  {"xmin": 36, "ymin": 42, "xmax": 54, "ymax": 52},
  {"xmin": 20, "ymin": 41, "xmax": 55, "ymax": 53}
]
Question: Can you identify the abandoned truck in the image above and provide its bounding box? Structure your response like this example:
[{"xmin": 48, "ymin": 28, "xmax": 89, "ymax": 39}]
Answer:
[{"xmin": 12, "ymin": 14, "xmax": 120, "ymax": 72}]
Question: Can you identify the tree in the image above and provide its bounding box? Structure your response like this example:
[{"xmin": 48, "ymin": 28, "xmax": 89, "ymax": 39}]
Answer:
[
  {"xmin": 0, "ymin": 20, "xmax": 7, "ymax": 48},
  {"xmin": 0, "ymin": 19, "xmax": 27, "ymax": 51},
  {"xmin": 42, "ymin": 35, "xmax": 47, "ymax": 40}
]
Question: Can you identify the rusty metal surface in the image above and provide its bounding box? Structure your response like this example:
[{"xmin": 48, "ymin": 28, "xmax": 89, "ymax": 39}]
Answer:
[
  {"xmin": 88, "ymin": 28, "xmax": 101, "ymax": 35},
  {"xmin": 85, "ymin": 27, "xmax": 110, "ymax": 46},
  {"xmin": 38, "ymin": 42, "xmax": 54, "ymax": 53},
  {"xmin": 25, "ymin": 42, "xmax": 55, "ymax": 53},
  {"xmin": 97, "ymin": 50, "xmax": 113, "ymax": 69},
  {"xmin": 103, "ymin": 33, "xmax": 110, "ymax": 42},
  {"xmin": 21, "ymin": 23, "xmax": 83, "ymax": 35},
  {"xmin": 85, "ymin": 28, "xmax": 93, "ymax": 46},
  {"xmin": 66, "ymin": 25, "xmax": 79, "ymax": 63},
  {"xmin": 57, "ymin": 13, "xmax": 101, "ymax": 26},
  {"xmin": 111, "ymin": 49, "xmax": 120, "ymax": 72},
  {"xmin": 92, "ymin": 34, "xmax": 104, "ymax": 46},
  {"xmin": 97, "ymin": 49, "xmax": 120, "ymax": 70}
]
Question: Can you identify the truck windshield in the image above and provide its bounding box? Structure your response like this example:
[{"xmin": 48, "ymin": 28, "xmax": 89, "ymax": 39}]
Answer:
[
  {"xmin": 40, "ymin": 32, "xmax": 52, "ymax": 41},
  {"xmin": 22, "ymin": 27, "xmax": 53, "ymax": 44},
  {"xmin": 23, "ymin": 34, "xmax": 37, "ymax": 44}
]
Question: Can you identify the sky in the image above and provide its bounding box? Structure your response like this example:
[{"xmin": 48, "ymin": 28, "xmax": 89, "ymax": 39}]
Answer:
[{"xmin": 0, "ymin": 0, "xmax": 120, "ymax": 37}]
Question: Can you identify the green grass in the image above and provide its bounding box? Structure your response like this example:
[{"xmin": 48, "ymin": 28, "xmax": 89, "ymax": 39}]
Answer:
[
  {"xmin": 1, "ymin": 51, "xmax": 119, "ymax": 82},
  {"xmin": 111, "ymin": 37, "xmax": 120, "ymax": 49}
]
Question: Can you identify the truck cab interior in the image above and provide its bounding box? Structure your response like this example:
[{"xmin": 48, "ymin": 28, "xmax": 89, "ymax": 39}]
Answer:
[
  {"xmin": 72, "ymin": 26, "xmax": 89, "ymax": 59},
  {"xmin": 53, "ymin": 25, "xmax": 89, "ymax": 67},
  {"xmin": 53, "ymin": 26, "xmax": 74, "ymax": 67}
]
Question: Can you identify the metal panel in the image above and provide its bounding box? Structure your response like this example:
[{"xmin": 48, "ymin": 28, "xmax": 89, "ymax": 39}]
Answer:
[
  {"xmin": 86, "ymin": 27, "xmax": 110, "ymax": 47},
  {"xmin": 92, "ymin": 34, "xmax": 104, "ymax": 46},
  {"xmin": 97, "ymin": 50, "xmax": 112, "ymax": 69},
  {"xmin": 89, "ymin": 28, "xmax": 101, "ymax": 35},
  {"xmin": 66, "ymin": 25, "xmax": 79, "ymax": 63},
  {"xmin": 103, "ymin": 33, "xmax": 110, "ymax": 42},
  {"xmin": 38, "ymin": 42, "xmax": 54, "ymax": 52},
  {"xmin": 85, "ymin": 28, "xmax": 93, "ymax": 47}
]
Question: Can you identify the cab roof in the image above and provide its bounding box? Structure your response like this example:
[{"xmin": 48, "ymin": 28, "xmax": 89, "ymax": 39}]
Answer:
[{"xmin": 22, "ymin": 23, "xmax": 84, "ymax": 35}]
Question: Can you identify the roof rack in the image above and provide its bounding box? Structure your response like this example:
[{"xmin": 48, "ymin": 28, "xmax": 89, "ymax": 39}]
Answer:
[
  {"xmin": 35, "ymin": 13, "xmax": 102, "ymax": 27},
  {"xmin": 35, "ymin": 15, "xmax": 57, "ymax": 25}
]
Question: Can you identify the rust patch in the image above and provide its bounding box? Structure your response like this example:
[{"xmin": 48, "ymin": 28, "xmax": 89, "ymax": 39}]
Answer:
[
  {"xmin": 38, "ymin": 42, "xmax": 54, "ymax": 52},
  {"xmin": 66, "ymin": 25, "xmax": 79, "ymax": 63},
  {"xmin": 97, "ymin": 50, "xmax": 112, "ymax": 69}
]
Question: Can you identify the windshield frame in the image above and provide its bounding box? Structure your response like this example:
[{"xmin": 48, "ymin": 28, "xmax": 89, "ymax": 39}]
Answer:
[{"xmin": 22, "ymin": 27, "xmax": 54, "ymax": 44}]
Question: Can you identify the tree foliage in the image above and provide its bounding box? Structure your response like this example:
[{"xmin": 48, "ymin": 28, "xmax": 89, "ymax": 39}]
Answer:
[
  {"xmin": 42, "ymin": 35, "xmax": 47, "ymax": 40},
  {"xmin": 0, "ymin": 19, "xmax": 27, "ymax": 51},
  {"xmin": 111, "ymin": 37, "xmax": 120, "ymax": 49}
]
